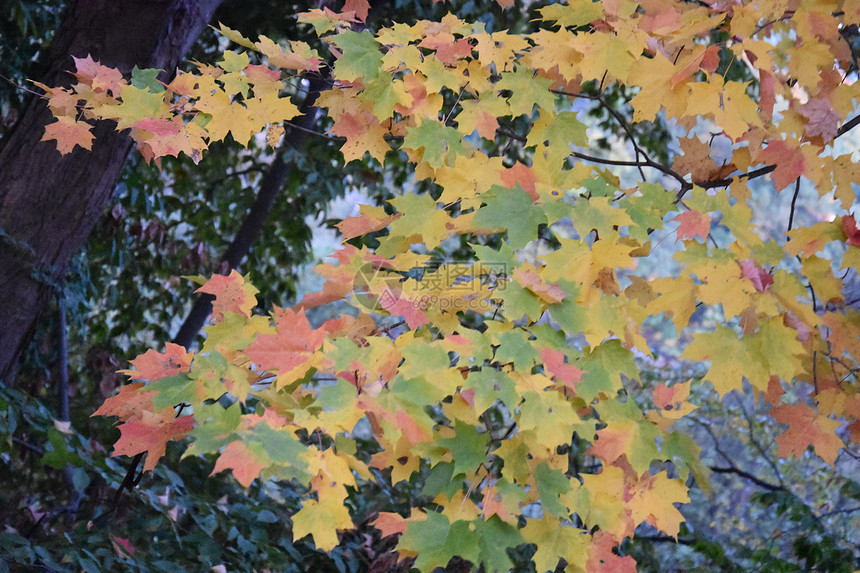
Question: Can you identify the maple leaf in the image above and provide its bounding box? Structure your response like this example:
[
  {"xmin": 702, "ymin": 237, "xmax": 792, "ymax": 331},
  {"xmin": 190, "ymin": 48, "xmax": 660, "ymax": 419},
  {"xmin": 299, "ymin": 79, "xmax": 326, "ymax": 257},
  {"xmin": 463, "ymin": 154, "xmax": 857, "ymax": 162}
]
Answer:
[
  {"xmin": 341, "ymin": 0, "xmax": 370, "ymax": 22},
  {"xmin": 739, "ymin": 259, "xmax": 773, "ymax": 292},
  {"xmin": 210, "ymin": 441, "xmax": 269, "ymax": 487},
  {"xmin": 758, "ymin": 139, "xmax": 805, "ymax": 191},
  {"xmin": 627, "ymin": 471, "xmax": 689, "ymax": 538},
  {"xmin": 336, "ymin": 204, "xmax": 401, "ymax": 240},
  {"xmin": 119, "ymin": 342, "xmax": 193, "ymax": 381},
  {"xmin": 586, "ymin": 531, "xmax": 637, "ymax": 573},
  {"xmin": 771, "ymin": 402, "xmax": 844, "ymax": 465},
  {"xmin": 92, "ymin": 382, "xmax": 150, "ymax": 421},
  {"xmin": 195, "ymin": 270, "xmax": 259, "ymax": 321},
  {"xmin": 372, "ymin": 512, "xmax": 408, "ymax": 537},
  {"xmin": 538, "ymin": 347, "xmax": 583, "ymax": 389},
  {"xmin": 291, "ymin": 495, "xmax": 354, "ymax": 551},
  {"xmin": 112, "ymin": 409, "xmax": 195, "ymax": 471},
  {"xmin": 800, "ymin": 97, "xmax": 841, "ymax": 142},
  {"xmin": 472, "ymin": 185, "xmax": 547, "ymax": 249},
  {"xmin": 41, "ymin": 116, "xmax": 95, "ymax": 154},
  {"xmin": 401, "ymin": 119, "xmax": 467, "ymax": 168},
  {"xmin": 538, "ymin": 1, "xmax": 603, "ymax": 28},
  {"xmin": 72, "ymin": 54, "xmax": 126, "ymax": 96},
  {"xmin": 245, "ymin": 307, "xmax": 324, "ymax": 382},
  {"xmin": 513, "ymin": 265, "xmax": 568, "ymax": 304},
  {"xmin": 331, "ymin": 30, "xmax": 383, "ymax": 83},
  {"xmin": 842, "ymin": 214, "xmax": 860, "ymax": 247},
  {"xmin": 670, "ymin": 209, "xmax": 710, "ymax": 241}
]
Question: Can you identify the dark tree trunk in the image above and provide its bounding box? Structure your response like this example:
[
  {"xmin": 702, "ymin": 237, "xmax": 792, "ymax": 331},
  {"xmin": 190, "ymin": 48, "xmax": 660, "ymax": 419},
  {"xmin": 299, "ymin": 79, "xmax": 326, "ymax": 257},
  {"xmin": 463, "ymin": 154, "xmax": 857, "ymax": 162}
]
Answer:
[{"xmin": 0, "ymin": 0, "xmax": 223, "ymax": 384}]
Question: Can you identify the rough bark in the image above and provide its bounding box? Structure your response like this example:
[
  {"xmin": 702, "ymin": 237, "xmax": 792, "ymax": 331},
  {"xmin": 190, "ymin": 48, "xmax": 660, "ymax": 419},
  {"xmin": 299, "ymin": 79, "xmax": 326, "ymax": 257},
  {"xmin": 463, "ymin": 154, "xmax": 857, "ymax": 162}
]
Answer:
[{"xmin": 0, "ymin": 0, "xmax": 222, "ymax": 384}]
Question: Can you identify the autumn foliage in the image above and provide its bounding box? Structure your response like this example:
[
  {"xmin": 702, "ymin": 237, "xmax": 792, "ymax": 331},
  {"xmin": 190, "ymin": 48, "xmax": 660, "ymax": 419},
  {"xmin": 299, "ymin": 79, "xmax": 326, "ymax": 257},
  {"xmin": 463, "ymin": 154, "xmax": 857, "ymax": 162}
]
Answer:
[{"xmin": 38, "ymin": 0, "xmax": 860, "ymax": 570}]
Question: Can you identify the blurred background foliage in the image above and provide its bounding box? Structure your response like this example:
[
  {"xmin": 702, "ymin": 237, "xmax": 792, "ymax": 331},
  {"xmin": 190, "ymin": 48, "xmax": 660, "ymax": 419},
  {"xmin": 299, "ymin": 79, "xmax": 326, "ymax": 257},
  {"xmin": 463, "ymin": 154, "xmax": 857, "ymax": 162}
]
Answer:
[{"xmin": 1, "ymin": 0, "xmax": 858, "ymax": 571}]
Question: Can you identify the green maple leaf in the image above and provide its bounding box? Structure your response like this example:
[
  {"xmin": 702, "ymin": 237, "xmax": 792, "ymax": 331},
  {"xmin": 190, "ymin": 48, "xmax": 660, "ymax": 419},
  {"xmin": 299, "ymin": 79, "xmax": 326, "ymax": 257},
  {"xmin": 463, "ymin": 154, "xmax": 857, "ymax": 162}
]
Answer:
[
  {"xmin": 399, "ymin": 339, "xmax": 450, "ymax": 379},
  {"xmin": 535, "ymin": 461, "xmax": 571, "ymax": 518},
  {"xmin": 547, "ymin": 280, "xmax": 586, "ymax": 334},
  {"xmin": 251, "ymin": 422, "xmax": 310, "ymax": 481},
  {"xmin": 94, "ymin": 83, "xmax": 166, "ymax": 130},
  {"xmin": 496, "ymin": 67, "xmax": 556, "ymax": 116},
  {"xmin": 401, "ymin": 120, "xmax": 466, "ymax": 168},
  {"xmin": 471, "ymin": 241, "xmax": 518, "ymax": 274},
  {"xmin": 400, "ymin": 513, "xmax": 480, "ymax": 572},
  {"xmin": 662, "ymin": 430, "xmax": 710, "ymax": 489},
  {"xmin": 438, "ymin": 420, "xmax": 488, "ymax": 476},
  {"xmin": 421, "ymin": 461, "xmax": 457, "ymax": 498},
  {"xmin": 527, "ymin": 110, "xmax": 587, "ymax": 165},
  {"xmin": 578, "ymin": 340, "xmax": 637, "ymax": 402},
  {"xmin": 130, "ymin": 66, "xmax": 165, "ymax": 93},
  {"xmin": 332, "ymin": 30, "xmax": 383, "ymax": 83},
  {"xmin": 496, "ymin": 280, "xmax": 543, "ymax": 321},
  {"xmin": 462, "ymin": 368, "xmax": 519, "ymax": 413},
  {"xmin": 472, "ymin": 185, "xmax": 546, "ymax": 249},
  {"xmin": 184, "ymin": 402, "xmax": 241, "ymax": 455},
  {"xmin": 538, "ymin": 1, "xmax": 604, "ymax": 29},
  {"xmin": 474, "ymin": 516, "xmax": 523, "ymax": 573},
  {"xmin": 494, "ymin": 329, "xmax": 539, "ymax": 367}
]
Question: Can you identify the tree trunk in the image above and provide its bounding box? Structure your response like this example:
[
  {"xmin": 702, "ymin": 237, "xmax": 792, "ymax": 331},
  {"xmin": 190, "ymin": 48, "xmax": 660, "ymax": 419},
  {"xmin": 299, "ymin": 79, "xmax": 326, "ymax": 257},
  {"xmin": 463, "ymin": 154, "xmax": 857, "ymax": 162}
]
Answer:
[{"xmin": 0, "ymin": 0, "xmax": 223, "ymax": 384}]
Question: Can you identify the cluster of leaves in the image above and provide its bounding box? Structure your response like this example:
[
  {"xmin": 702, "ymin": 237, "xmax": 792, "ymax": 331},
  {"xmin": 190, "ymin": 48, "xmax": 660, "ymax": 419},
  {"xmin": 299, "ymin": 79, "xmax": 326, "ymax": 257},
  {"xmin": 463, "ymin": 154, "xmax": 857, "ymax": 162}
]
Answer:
[{"xmin": 33, "ymin": 0, "xmax": 860, "ymax": 571}]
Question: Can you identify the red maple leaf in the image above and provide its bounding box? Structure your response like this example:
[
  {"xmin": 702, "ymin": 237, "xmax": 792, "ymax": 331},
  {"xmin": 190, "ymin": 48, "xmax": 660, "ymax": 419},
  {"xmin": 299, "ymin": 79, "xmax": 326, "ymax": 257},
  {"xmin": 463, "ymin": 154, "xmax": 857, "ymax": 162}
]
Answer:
[
  {"xmin": 341, "ymin": 0, "xmax": 370, "ymax": 21},
  {"xmin": 112, "ymin": 410, "xmax": 195, "ymax": 471},
  {"xmin": 379, "ymin": 290, "xmax": 430, "ymax": 329},
  {"xmin": 758, "ymin": 139, "xmax": 805, "ymax": 190},
  {"xmin": 539, "ymin": 347, "xmax": 583, "ymax": 389},
  {"xmin": 800, "ymin": 97, "xmax": 841, "ymax": 142},
  {"xmin": 842, "ymin": 214, "xmax": 860, "ymax": 246},
  {"xmin": 739, "ymin": 259, "xmax": 773, "ymax": 292},
  {"xmin": 72, "ymin": 54, "xmax": 126, "ymax": 96},
  {"xmin": 670, "ymin": 209, "xmax": 710, "ymax": 240}
]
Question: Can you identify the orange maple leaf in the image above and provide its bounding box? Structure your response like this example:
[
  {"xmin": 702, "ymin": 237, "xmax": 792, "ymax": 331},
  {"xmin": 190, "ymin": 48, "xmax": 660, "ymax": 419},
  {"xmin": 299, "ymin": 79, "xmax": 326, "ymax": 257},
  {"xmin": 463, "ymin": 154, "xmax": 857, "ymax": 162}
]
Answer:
[
  {"xmin": 211, "ymin": 441, "xmax": 268, "ymax": 487},
  {"xmin": 41, "ymin": 116, "xmax": 95, "ymax": 154},
  {"xmin": 92, "ymin": 382, "xmax": 150, "ymax": 421},
  {"xmin": 195, "ymin": 270, "xmax": 259, "ymax": 321},
  {"xmin": 72, "ymin": 54, "xmax": 126, "ymax": 95},
  {"xmin": 371, "ymin": 512, "xmax": 408, "ymax": 537},
  {"xmin": 246, "ymin": 307, "xmax": 324, "ymax": 376},
  {"xmin": 119, "ymin": 342, "xmax": 193, "ymax": 382},
  {"xmin": 586, "ymin": 531, "xmax": 637, "ymax": 573},
  {"xmin": 771, "ymin": 402, "xmax": 844, "ymax": 465},
  {"xmin": 500, "ymin": 163, "xmax": 538, "ymax": 200},
  {"xmin": 336, "ymin": 204, "xmax": 401, "ymax": 240}
]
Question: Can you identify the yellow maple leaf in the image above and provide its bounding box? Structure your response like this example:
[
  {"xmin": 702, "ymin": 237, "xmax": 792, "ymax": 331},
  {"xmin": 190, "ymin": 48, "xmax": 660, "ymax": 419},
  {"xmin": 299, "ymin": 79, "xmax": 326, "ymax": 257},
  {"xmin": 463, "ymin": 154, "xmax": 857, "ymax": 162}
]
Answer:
[{"xmin": 291, "ymin": 495, "xmax": 353, "ymax": 551}]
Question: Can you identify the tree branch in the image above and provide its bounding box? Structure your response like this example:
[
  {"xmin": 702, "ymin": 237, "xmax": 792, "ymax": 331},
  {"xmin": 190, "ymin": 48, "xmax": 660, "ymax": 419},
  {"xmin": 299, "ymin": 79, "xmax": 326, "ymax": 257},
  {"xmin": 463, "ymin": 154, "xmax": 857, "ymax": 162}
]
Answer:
[
  {"xmin": 837, "ymin": 113, "xmax": 860, "ymax": 138},
  {"xmin": 709, "ymin": 464, "xmax": 785, "ymax": 492}
]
